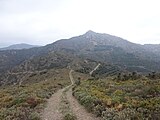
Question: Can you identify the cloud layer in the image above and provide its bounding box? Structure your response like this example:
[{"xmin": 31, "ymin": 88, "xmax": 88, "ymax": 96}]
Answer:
[{"xmin": 0, "ymin": 0, "xmax": 160, "ymax": 47}]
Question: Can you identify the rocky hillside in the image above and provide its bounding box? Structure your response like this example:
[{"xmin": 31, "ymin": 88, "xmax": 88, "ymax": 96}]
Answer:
[
  {"xmin": 51, "ymin": 31, "xmax": 160, "ymax": 72},
  {"xmin": 143, "ymin": 44, "xmax": 160, "ymax": 56},
  {"xmin": 1, "ymin": 31, "xmax": 160, "ymax": 86}
]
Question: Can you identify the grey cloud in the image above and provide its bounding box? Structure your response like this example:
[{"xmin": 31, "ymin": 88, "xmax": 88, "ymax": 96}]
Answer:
[{"xmin": 0, "ymin": 0, "xmax": 160, "ymax": 48}]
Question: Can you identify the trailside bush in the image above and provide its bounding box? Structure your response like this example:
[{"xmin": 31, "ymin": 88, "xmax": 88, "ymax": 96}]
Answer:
[
  {"xmin": 0, "ymin": 77, "xmax": 70, "ymax": 120},
  {"xmin": 63, "ymin": 113, "xmax": 77, "ymax": 120},
  {"xmin": 72, "ymin": 78, "xmax": 160, "ymax": 120}
]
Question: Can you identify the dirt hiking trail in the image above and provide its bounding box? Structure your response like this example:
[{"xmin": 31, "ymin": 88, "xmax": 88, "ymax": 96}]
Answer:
[{"xmin": 42, "ymin": 69, "xmax": 100, "ymax": 120}]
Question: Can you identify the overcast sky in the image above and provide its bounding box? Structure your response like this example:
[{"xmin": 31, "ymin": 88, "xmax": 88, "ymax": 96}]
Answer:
[{"xmin": 0, "ymin": 0, "xmax": 160, "ymax": 48}]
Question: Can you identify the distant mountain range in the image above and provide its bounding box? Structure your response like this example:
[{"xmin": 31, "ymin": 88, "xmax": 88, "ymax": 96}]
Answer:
[
  {"xmin": 0, "ymin": 43, "xmax": 40, "ymax": 50},
  {"xmin": 51, "ymin": 30, "xmax": 160, "ymax": 71},
  {"xmin": 0, "ymin": 30, "xmax": 160, "ymax": 85}
]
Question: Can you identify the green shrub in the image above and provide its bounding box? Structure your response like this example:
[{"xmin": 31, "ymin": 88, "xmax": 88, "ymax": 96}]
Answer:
[
  {"xmin": 0, "ymin": 77, "xmax": 70, "ymax": 120},
  {"xmin": 63, "ymin": 113, "xmax": 77, "ymax": 120},
  {"xmin": 72, "ymin": 78, "xmax": 160, "ymax": 119},
  {"xmin": 93, "ymin": 104, "xmax": 106, "ymax": 117},
  {"xmin": 102, "ymin": 108, "xmax": 116, "ymax": 120}
]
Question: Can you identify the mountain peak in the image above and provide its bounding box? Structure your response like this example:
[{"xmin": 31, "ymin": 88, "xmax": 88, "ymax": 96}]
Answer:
[{"xmin": 85, "ymin": 30, "xmax": 97, "ymax": 35}]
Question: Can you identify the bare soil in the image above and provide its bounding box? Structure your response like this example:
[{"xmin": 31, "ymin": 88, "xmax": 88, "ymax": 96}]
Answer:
[{"xmin": 41, "ymin": 69, "xmax": 100, "ymax": 120}]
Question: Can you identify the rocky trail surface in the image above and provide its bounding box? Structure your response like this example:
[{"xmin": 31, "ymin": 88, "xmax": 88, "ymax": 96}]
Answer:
[{"xmin": 42, "ymin": 69, "xmax": 100, "ymax": 120}]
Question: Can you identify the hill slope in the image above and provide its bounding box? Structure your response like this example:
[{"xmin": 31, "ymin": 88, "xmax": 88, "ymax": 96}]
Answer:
[
  {"xmin": 51, "ymin": 31, "xmax": 160, "ymax": 72},
  {"xmin": 0, "ymin": 30, "xmax": 160, "ymax": 84}
]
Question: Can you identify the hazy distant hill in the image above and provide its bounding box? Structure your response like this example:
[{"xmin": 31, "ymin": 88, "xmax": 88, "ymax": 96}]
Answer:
[{"xmin": 0, "ymin": 43, "xmax": 40, "ymax": 50}]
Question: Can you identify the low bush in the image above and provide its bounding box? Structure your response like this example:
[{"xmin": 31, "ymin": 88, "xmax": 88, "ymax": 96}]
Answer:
[
  {"xmin": 0, "ymin": 78, "xmax": 69, "ymax": 120},
  {"xmin": 73, "ymin": 78, "xmax": 160, "ymax": 119}
]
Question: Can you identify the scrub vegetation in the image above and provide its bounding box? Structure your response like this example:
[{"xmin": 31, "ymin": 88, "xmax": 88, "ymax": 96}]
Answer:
[
  {"xmin": 0, "ymin": 77, "xmax": 69, "ymax": 120},
  {"xmin": 73, "ymin": 75, "xmax": 160, "ymax": 120}
]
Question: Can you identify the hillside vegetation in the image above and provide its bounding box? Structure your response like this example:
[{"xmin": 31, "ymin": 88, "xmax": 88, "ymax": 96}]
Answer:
[
  {"xmin": 1, "ymin": 31, "xmax": 160, "ymax": 77},
  {"xmin": 1, "ymin": 31, "xmax": 160, "ymax": 119},
  {"xmin": 73, "ymin": 76, "xmax": 160, "ymax": 119},
  {"xmin": 0, "ymin": 69, "xmax": 70, "ymax": 120}
]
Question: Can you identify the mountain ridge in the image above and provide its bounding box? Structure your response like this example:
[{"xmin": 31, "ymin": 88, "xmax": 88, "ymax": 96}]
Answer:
[
  {"xmin": 0, "ymin": 43, "xmax": 40, "ymax": 50},
  {"xmin": 0, "ymin": 30, "xmax": 160, "ymax": 79}
]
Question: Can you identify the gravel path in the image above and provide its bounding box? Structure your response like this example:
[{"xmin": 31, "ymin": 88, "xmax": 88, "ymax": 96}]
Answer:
[
  {"xmin": 68, "ymin": 70, "xmax": 100, "ymax": 119},
  {"xmin": 42, "ymin": 69, "xmax": 100, "ymax": 120},
  {"xmin": 41, "ymin": 89, "xmax": 63, "ymax": 120},
  {"xmin": 89, "ymin": 63, "xmax": 101, "ymax": 75},
  {"xmin": 66, "ymin": 88, "xmax": 100, "ymax": 120}
]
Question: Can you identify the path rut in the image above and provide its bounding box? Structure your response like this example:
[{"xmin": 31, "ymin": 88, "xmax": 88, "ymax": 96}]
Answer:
[
  {"xmin": 42, "ymin": 69, "xmax": 100, "ymax": 120},
  {"xmin": 68, "ymin": 70, "xmax": 100, "ymax": 120},
  {"xmin": 66, "ymin": 88, "xmax": 100, "ymax": 120},
  {"xmin": 42, "ymin": 89, "xmax": 63, "ymax": 120}
]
